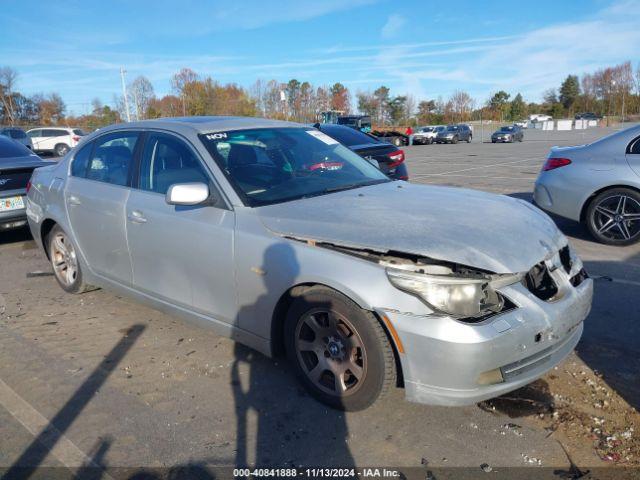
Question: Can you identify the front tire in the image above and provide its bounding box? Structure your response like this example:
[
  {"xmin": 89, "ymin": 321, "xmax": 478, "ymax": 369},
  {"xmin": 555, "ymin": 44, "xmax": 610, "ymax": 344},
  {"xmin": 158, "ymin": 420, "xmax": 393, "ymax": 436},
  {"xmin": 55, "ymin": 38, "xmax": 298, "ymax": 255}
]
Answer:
[
  {"xmin": 284, "ymin": 286, "xmax": 396, "ymax": 411},
  {"xmin": 452, "ymin": 136, "xmax": 459, "ymax": 144},
  {"xmin": 586, "ymin": 188, "xmax": 640, "ymax": 245},
  {"xmin": 48, "ymin": 225, "xmax": 91, "ymax": 293},
  {"xmin": 467, "ymin": 135, "xmax": 472, "ymax": 143}
]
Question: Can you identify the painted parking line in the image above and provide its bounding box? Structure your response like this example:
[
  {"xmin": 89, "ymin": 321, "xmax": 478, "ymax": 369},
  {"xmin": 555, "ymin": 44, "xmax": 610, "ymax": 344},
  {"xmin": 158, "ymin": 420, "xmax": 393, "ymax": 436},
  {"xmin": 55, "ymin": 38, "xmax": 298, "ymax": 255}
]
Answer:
[
  {"xmin": 0, "ymin": 377, "xmax": 114, "ymax": 477},
  {"xmin": 410, "ymin": 158, "xmax": 536, "ymax": 178},
  {"xmin": 414, "ymin": 174, "xmax": 537, "ymax": 180}
]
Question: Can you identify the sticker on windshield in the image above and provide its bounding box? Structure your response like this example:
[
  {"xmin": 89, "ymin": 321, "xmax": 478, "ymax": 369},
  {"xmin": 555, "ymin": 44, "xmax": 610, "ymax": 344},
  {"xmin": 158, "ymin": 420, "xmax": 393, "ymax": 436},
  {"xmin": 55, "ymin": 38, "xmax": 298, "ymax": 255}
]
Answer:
[
  {"xmin": 205, "ymin": 132, "xmax": 228, "ymax": 140},
  {"xmin": 306, "ymin": 130, "xmax": 339, "ymax": 145}
]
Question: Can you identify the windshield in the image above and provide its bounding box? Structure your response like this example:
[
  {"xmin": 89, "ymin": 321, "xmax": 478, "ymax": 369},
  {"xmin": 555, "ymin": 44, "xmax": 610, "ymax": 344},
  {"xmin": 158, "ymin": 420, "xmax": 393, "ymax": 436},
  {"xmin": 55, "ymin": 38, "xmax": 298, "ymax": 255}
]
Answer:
[
  {"xmin": 445, "ymin": 126, "xmax": 458, "ymax": 131},
  {"xmin": 500, "ymin": 126, "xmax": 515, "ymax": 132},
  {"xmin": 200, "ymin": 127, "xmax": 390, "ymax": 207}
]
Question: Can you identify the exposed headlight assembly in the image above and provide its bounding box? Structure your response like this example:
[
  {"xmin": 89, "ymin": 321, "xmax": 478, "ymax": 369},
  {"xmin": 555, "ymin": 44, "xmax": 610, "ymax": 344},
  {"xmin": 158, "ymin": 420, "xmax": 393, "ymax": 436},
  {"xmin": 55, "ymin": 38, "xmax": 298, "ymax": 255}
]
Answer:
[{"xmin": 386, "ymin": 268, "xmax": 519, "ymax": 319}]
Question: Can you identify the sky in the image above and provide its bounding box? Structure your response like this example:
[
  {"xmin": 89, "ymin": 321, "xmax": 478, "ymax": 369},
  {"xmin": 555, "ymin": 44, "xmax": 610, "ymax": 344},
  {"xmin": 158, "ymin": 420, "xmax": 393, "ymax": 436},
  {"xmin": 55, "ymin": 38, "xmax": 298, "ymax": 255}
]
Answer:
[{"xmin": 1, "ymin": 0, "xmax": 639, "ymax": 116}]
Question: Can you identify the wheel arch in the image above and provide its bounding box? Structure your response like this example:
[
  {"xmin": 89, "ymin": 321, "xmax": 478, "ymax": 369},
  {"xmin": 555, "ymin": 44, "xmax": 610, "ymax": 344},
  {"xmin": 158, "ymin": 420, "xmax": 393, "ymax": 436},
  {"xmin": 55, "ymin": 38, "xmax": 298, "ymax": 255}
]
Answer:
[
  {"xmin": 269, "ymin": 282, "xmax": 405, "ymax": 387},
  {"xmin": 40, "ymin": 218, "xmax": 58, "ymax": 259},
  {"xmin": 579, "ymin": 184, "xmax": 640, "ymax": 222}
]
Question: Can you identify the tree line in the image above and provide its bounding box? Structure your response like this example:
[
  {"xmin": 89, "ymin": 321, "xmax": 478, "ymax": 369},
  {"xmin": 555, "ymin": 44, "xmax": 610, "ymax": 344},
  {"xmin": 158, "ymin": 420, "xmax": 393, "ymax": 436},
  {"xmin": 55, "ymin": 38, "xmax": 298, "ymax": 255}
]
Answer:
[{"xmin": 2, "ymin": 60, "xmax": 640, "ymax": 129}]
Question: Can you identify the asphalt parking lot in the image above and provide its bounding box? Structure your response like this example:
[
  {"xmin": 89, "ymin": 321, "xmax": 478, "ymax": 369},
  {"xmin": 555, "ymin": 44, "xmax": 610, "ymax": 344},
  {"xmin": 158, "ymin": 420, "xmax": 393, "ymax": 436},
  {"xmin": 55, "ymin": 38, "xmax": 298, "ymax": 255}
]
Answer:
[{"xmin": 0, "ymin": 125, "xmax": 639, "ymax": 475}]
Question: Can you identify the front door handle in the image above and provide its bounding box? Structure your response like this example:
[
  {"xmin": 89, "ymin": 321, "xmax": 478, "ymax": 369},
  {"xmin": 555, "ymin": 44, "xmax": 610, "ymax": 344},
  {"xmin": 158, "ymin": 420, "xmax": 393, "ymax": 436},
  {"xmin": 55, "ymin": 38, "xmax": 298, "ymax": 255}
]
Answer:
[
  {"xmin": 67, "ymin": 195, "xmax": 81, "ymax": 206},
  {"xmin": 127, "ymin": 210, "xmax": 147, "ymax": 224}
]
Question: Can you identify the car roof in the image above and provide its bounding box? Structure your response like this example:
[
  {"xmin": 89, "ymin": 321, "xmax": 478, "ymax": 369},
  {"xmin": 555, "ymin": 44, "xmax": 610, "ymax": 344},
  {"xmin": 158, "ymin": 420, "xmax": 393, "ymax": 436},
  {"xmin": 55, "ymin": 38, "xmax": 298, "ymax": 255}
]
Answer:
[{"xmin": 96, "ymin": 116, "xmax": 302, "ymax": 136}]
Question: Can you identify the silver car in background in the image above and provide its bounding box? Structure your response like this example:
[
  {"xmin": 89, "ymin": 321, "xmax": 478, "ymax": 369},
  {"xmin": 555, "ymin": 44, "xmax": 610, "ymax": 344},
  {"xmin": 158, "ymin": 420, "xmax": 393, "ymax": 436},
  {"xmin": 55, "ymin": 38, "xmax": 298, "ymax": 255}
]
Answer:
[
  {"xmin": 534, "ymin": 124, "xmax": 640, "ymax": 245},
  {"xmin": 27, "ymin": 116, "xmax": 592, "ymax": 410}
]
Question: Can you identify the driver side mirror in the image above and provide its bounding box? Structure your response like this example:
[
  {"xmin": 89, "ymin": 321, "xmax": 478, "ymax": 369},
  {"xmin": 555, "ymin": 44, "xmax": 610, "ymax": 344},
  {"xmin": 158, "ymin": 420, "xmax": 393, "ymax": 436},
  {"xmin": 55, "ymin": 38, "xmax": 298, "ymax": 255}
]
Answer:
[{"xmin": 165, "ymin": 182, "xmax": 211, "ymax": 206}]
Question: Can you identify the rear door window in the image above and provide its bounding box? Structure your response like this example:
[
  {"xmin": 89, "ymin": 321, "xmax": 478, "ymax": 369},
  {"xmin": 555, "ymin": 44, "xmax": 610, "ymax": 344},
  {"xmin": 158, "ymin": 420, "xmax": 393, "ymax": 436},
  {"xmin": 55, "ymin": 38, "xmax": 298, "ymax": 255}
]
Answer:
[
  {"xmin": 70, "ymin": 141, "xmax": 94, "ymax": 177},
  {"xmin": 87, "ymin": 132, "xmax": 140, "ymax": 186},
  {"xmin": 43, "ymin": 129, "xmax": 67, "ymax": 137}
]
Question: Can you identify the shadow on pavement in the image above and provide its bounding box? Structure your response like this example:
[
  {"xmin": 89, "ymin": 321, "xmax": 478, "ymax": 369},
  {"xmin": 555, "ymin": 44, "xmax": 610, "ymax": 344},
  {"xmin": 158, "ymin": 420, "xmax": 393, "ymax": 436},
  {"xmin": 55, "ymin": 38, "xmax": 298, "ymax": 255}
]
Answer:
[
  {"xmin": 0, "ymin": 226, "xmax": 33, "ymax": 246},
  {"xmin": 579, "ymin": 254, "xmax": 640, "ymax": 411},
  {"xmin": 231, "ymin": 243, "xmax": 355, "ymax": 467},
  {"xmin": 4, "ymin": 324, "xmax": 146, "ymax": 479}
]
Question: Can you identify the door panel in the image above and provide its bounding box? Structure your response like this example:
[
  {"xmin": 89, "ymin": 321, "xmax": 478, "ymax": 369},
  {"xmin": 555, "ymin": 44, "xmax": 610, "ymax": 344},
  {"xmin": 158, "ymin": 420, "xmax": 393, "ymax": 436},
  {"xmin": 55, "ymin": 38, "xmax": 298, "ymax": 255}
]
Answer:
[
  {"xmin": 126, "ymin": 191, "xmax": 237, "ymax": 322},
  {"xmin": 65, "ymin": 177, "xmax": 132, "ymax": 283}
]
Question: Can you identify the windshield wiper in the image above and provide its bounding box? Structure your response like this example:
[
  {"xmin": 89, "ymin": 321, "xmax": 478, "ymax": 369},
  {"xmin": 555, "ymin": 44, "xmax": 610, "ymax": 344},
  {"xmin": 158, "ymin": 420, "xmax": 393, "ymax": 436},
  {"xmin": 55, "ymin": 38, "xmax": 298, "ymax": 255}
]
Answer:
[{"xmin": 324, "ymin": 179, "xmax": 389, "ymax": 194}]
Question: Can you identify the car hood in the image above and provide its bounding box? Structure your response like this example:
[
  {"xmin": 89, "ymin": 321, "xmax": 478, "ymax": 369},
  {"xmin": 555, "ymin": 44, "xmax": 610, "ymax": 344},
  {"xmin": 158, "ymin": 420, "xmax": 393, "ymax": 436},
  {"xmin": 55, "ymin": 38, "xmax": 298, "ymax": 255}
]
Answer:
[{"xmin": 257, "ymin": 182, "xmax": 566, "ymax": 274}]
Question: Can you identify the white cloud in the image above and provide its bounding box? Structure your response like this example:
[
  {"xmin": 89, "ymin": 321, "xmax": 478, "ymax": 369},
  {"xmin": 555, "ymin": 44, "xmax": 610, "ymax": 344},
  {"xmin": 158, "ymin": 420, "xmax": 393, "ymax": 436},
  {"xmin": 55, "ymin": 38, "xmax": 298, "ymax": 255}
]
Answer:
[
  {"xmin": 381, "ymin": 14, "xmax": 406, "ymax": 39},
  {"xmin": 366, "ymin": 1, "xmax": 640, "ymax": 102}
]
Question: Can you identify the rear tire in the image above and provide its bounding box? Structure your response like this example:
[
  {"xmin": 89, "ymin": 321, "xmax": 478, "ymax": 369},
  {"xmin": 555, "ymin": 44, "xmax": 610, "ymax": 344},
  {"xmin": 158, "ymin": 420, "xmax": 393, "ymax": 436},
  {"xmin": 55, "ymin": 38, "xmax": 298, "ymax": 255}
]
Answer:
[
  {"xmin": 284, "ymin": 286, "xmax": 396, "ymax": 411},
  {"xmin": 586, "ymin": 188, "xmax": 640, "ymax": 246},
  {"xmin": 47, "ymin": 225, "xmax": 91, "ymax": 293},
  {"xmin": 54, "ymin": 143, "xmax": 70, "ymax": 157}
]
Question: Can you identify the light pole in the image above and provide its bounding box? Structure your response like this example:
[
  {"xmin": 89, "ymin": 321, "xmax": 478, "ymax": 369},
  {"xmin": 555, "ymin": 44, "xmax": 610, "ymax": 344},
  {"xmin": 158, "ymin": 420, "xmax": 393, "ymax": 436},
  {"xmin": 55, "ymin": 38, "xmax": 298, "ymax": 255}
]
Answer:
[{"xmin": 120, "ymin": 67, "xmax": 131, "ymax": 122}]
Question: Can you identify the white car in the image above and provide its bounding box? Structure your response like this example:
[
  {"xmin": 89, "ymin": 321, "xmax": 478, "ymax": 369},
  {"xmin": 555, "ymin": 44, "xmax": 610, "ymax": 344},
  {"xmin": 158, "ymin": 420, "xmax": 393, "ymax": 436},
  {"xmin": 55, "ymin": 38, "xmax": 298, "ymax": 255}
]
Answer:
[
  {"xmin": 529, "ymin": 114, "xmax": 552, "ymax": 123},
  {"xmin": 412, "ymin": 125, "xmax": 445, "ymax": 145},
  {"xmin": 27, "ymin": 127, "xmax": 86, "ymax": 157}
]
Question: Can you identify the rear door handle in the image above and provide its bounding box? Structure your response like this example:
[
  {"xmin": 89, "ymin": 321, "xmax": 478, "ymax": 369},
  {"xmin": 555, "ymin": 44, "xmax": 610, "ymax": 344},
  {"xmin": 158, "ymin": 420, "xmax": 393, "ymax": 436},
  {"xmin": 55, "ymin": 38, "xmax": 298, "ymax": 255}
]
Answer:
[
  {"xmin": 67, "ymin": 195, "xmax": 81, "ymax": 206},
  {"xmin": 127, "ymin": 210, "xmax": 147, "ymax": 224}
]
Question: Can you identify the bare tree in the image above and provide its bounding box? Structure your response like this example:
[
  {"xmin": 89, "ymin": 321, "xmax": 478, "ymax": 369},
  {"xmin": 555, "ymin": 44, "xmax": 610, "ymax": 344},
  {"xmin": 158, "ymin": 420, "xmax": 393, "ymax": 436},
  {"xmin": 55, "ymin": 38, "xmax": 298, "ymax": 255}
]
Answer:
[
  {"xmin": 450, "ymin": 90, "xmax": 473, "ymax": 122},
  {"xmin": 171, "ymin": 68, "xmax": 198, "ymax": 116},
  {"xmin": 128, "ymin": 76, "xmax": 155, "ymax": 120},
  {"xmin": 0, "ymin": 67, "xmax": 18, "ymax": 124}
]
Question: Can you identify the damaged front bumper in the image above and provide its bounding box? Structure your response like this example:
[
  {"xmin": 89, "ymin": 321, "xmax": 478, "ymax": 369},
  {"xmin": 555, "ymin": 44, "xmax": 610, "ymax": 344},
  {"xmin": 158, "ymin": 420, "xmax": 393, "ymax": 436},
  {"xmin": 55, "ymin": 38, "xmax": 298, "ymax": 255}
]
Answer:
[{"xmin": 378, "ymin": 269, "xmax": 593, "ymax": 406}]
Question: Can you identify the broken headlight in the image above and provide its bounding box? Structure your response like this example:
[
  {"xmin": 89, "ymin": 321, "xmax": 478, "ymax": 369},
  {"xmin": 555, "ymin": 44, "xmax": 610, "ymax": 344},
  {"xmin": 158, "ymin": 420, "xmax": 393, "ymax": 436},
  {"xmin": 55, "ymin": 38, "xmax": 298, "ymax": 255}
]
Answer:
[{"xmin": 386, "ymin": 268, "xmax": 508, "ymax": 318}]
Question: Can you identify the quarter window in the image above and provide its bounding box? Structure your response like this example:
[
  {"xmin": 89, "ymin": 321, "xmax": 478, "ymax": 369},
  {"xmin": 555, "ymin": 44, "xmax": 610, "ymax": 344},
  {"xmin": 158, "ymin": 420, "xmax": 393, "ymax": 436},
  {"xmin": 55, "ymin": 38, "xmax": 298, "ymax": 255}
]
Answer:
[
  {"xmin": 86, "ymin": 132, "xmax": 139, "ymax": 186},
  {"xmin": 138, "ymin": 133, "xmax": 208, "ymax": 194}
]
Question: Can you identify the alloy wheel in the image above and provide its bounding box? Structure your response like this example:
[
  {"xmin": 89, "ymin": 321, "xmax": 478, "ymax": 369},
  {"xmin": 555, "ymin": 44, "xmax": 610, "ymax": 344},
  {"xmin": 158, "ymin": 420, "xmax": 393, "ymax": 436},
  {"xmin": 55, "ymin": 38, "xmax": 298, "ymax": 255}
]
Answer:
[
  {"xmin": 592, "ymin": 194, "xmax": 640, "ymax": 242},
  {"xmin": 294, "ymin": 309, "xmax": 367, "ymax": 397},
  {"xmin": 51, "ymin": 231, "xmax": 78, "ymax": 287}
]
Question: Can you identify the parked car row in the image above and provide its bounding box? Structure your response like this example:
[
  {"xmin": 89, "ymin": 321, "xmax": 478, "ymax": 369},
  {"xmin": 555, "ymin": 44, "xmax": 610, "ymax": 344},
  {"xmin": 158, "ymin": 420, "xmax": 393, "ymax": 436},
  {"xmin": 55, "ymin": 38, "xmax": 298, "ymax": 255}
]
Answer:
[{"xmin": 0, "ymin": 126, "xmax": 87, "ymax": 156}]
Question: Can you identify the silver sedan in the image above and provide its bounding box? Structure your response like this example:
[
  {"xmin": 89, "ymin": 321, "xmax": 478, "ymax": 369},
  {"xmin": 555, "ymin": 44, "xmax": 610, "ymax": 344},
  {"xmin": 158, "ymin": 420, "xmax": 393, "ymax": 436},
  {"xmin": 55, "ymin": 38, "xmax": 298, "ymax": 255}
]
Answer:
[
  {"xmin": 27, "ymin": 117, "xmax": 592, "ymax": 410},
  {"xmin": 534, "ymin": 124, "xmax": 640, "ymax": 245}
]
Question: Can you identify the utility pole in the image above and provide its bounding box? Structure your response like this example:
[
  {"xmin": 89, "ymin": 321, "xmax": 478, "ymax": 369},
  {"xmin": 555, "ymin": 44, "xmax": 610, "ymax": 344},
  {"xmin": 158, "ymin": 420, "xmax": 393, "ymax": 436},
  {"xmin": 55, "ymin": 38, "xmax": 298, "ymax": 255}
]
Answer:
[
  {"xmin": 120, "ymin": 67, "xmax": 131, "ymax": 122},
  {"xmin": 133, "ymin": 89, "xmax": 141, "ymax": 121}
]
